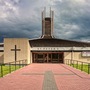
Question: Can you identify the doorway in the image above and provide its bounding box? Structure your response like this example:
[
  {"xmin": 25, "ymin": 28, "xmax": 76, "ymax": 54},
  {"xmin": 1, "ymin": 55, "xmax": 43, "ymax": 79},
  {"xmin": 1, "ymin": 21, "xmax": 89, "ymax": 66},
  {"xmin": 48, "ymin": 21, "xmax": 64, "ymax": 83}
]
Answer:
[{"xmin": 32, "ymin": 52, "xmax": 64, "ymax": 63}]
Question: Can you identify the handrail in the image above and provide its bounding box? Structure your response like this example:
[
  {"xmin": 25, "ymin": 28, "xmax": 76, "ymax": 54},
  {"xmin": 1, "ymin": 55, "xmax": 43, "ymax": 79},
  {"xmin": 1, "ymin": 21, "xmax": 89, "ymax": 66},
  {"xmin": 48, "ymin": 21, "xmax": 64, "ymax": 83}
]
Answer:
[
  {"xmin": 0, "ymin": 59, "xmax": 27, "ymax": 64},
  {"xmin": 65, "ymin": 59, "xmax": 90, "ymax": 64},
  {"xmin": 0, "ymin": 59, "xmax": 27, "ymax": 77},
  {"xmin": 65, "ymin": 59, "xmax": 90, "ymax": 74}
]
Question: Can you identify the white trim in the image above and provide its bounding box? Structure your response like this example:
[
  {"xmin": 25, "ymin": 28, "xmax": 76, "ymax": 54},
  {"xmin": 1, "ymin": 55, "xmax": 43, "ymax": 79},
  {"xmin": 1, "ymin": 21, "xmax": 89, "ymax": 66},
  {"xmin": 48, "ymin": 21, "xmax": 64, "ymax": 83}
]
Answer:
[
  {"xmin": 0, "ymin": 43, "xmax": 4, "ymax": 45},
  {"xmin": 0, "ymin": 47, "xmax": 4, "ymax": 50},
  {"xmin": 31, "ymin": 47, "xmax": 90, "ymax": 51}
]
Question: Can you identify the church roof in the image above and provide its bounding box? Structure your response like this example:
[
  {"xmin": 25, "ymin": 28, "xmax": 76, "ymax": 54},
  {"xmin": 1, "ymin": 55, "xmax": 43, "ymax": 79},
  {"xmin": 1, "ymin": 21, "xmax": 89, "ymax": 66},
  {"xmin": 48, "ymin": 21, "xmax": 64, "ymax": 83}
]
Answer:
[
  {"xmin": 0, "ymin": 43, "xmax": 4, "ymax": 52},
  {"xmin": 0, "ymin": 43, "xmax": 4, "ymax": 47},
  {"xmin": 29, "ymin": 38, "xmax": 90, "ymax": 47}
]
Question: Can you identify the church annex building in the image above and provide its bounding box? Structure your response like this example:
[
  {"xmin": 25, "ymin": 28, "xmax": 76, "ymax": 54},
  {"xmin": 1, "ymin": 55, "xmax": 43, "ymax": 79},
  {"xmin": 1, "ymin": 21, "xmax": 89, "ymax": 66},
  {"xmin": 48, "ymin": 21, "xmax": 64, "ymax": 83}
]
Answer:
[{"xmin": 0, "ymin": 9, "xmax": 90, "ymax": 64}]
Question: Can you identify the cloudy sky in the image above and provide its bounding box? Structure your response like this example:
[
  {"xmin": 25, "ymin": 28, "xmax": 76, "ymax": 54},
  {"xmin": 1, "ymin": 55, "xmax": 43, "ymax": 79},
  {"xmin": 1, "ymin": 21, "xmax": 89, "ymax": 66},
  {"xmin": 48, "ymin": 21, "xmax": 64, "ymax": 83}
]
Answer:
[{"xmin": 0, "ymin": 0, "xmax": 90, "ymax": 42}]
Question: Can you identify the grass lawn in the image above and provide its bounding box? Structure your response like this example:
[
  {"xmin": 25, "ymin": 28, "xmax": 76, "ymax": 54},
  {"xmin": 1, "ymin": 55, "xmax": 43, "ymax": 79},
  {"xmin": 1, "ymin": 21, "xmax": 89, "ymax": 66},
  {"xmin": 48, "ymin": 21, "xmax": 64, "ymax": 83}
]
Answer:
[
  {"xmin": 70, "ymin": 64, "xmax": 89, "ymax": 73},
  {"xmin": 0, "ymin": 65, "xmax": 24, "ymax": 77}
]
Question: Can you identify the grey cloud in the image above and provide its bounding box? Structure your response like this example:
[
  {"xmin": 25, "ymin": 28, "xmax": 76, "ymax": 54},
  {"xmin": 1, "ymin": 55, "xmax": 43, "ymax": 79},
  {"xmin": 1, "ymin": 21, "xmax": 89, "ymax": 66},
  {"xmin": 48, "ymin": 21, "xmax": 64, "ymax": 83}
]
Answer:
[
  {"xmin": 0, "ymin": 0, "xmax": 90, "ymax": 42},
  {"xmin": 53, "ymin": 0, "xmax": 90, "ymax": 42}
]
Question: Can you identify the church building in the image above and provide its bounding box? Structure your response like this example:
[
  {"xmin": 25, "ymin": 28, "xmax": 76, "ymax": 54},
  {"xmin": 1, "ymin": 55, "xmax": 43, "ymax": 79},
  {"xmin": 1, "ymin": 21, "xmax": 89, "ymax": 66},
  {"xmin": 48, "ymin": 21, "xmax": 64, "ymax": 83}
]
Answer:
[{"xmin": 0, "ymin": 9, "xmax": 90, "ymax": 64}]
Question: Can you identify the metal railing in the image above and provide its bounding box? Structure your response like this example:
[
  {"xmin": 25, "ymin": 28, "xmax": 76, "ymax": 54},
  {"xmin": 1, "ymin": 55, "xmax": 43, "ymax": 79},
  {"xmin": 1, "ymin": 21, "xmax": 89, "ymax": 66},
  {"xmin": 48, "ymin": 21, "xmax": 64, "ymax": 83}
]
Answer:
[
  {"xmin": 65, "ymin": 59, "xmax": 90, "ymax": 74},
  {"xmin": 0, "ymin": 59, "xmax": 27, "ymax": 77}
]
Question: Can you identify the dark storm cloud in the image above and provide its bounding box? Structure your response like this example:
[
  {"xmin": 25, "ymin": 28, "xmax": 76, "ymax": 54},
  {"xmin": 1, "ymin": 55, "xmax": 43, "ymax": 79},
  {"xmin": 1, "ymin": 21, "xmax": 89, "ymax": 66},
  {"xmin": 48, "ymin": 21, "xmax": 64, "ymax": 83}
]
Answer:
[
  {"xmin": 53, "ymin": 0, "xmax": 90, "ymax": 42},
  {"xmin": 0, "ymin": 0, "xmax": 90, "ymax": 42}
]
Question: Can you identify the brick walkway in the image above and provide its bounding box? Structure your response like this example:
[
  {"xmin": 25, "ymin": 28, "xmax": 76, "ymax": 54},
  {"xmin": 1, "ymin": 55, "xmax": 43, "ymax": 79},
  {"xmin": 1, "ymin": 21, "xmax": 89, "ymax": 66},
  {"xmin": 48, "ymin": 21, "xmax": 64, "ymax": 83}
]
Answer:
[{"xmin": 0, "ymin": 64, "xmax": 90, "ymax": 90}]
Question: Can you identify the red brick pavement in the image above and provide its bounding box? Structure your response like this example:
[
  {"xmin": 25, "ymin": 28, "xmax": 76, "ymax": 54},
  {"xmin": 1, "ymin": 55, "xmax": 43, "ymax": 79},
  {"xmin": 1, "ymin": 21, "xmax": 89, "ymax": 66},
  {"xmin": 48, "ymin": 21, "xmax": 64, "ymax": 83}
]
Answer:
[{"xmin": 0, "ymin": 64, "xmax": 90, "ymax": 90}]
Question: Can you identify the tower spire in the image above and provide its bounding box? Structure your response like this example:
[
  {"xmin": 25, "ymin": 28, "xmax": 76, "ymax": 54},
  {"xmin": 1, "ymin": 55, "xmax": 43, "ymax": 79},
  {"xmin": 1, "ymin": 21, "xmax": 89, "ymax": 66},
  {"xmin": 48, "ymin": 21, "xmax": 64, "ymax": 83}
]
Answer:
[{"xmin": 41, "ymin": 8, "xmax": 54, "ymax": 39}]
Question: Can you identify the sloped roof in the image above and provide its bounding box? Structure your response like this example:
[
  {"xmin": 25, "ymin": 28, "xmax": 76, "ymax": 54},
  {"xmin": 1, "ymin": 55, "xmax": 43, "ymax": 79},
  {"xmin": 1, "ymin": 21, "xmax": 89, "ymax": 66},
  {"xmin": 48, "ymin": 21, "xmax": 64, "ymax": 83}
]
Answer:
[
  {"xmin": 0, "ymin": 43, "xmax": 4, "ymax": 52},
  {"xmin": 29, "ymin": 38, "xmax": 90, "ymax": 47},
  {"xmin": 0, "ymin": 43, "xmax": 4, "ymax": 47}
]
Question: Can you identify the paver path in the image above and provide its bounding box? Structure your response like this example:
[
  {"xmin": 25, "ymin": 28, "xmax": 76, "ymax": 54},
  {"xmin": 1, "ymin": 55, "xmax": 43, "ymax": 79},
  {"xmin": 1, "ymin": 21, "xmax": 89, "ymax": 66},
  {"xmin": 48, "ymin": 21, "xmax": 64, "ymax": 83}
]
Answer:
[{"xmin": 0, "ymin": 64, "xmax": 90, "ymax": 90}]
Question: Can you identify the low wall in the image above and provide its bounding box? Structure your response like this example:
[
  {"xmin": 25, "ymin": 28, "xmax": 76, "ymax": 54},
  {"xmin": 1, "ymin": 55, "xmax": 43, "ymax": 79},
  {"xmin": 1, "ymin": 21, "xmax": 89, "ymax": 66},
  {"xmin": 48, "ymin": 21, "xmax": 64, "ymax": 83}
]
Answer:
[{"xmin": 64, "ymin": 52, "xmax": 90, "ymax": 63}]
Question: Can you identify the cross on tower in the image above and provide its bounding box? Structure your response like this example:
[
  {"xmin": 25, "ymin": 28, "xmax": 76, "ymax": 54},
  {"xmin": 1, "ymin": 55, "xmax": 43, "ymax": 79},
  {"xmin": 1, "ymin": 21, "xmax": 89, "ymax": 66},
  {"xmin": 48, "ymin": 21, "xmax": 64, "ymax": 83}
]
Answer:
[{"xmin": 11, "ymin": 45, "xmax": 21, "ymax": 62}]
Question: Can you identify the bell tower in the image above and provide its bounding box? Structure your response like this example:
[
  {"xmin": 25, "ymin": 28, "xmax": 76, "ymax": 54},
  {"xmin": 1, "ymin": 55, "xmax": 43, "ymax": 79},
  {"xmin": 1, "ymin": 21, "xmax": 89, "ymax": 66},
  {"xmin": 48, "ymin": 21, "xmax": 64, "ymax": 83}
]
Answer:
[{"xmin": 41, "ymin": 8, "xmax": 54, "ymax": 38}]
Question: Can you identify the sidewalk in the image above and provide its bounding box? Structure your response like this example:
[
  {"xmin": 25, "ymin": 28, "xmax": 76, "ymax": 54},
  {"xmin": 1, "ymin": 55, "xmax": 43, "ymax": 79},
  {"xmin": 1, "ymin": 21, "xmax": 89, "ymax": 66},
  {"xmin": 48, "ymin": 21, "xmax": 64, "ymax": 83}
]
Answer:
[{"xmin": 0, "ymin": 64, "xmax": 90, "ymax": 90}]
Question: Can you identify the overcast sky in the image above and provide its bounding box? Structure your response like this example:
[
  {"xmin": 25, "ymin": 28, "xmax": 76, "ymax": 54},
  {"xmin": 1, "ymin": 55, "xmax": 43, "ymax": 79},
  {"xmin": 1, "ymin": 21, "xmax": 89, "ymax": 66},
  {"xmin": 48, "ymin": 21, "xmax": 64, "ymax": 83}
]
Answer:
[{"xmin": 0, "ymin": 0, "xmax": 90, "ymax": 42}]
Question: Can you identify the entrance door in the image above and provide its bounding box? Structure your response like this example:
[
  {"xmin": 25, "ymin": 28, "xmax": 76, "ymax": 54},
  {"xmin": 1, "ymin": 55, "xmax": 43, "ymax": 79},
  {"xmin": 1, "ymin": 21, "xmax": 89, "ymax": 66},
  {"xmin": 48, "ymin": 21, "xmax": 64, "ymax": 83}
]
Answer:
[
  {"xmin": 59, "ymin": 53, "xmax": 63, "ymax": 63},
  {"xmin": 52, "ymin": 53, "xmax": 58, "ymax": 63},
  {"xmin": 51, "ymin": 53, "xmax": 63, "ymax": 63},
  {"xmin": 37, "ymin": 54, "xmax": 44, "ymax": 63},
  {"xmin": 32, "ymin": 52, "xmax": 64, "ymax": 63}
]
